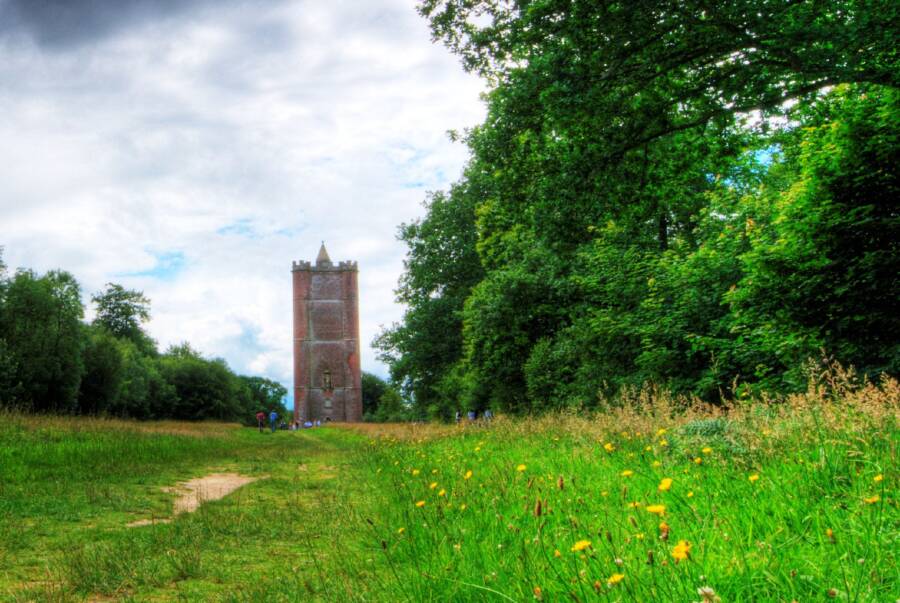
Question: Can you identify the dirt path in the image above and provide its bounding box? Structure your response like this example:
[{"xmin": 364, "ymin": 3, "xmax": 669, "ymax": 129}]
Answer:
[{"xmin": 128, "ymin": 472, "xmax": 258, "ymax": 527}]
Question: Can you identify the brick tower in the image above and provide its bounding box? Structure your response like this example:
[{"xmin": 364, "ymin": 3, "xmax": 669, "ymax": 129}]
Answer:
[{"xmin": 292, "ymin": 243, "xmax": 362, "ymax": 423}]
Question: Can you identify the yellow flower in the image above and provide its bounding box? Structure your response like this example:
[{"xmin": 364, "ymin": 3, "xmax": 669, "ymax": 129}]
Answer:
[
  {"xmin": 657, "ymin": 428, "xmax": 667, "ymax": 436},
  {"xmin": 874, "ymin": 474, "xmax": 883, "ymax": 483},
  {"xmin": 570, "ymin": 539, "xmax": 592, "ymax": 552},
  {"xmin": 604, "ymin": 442, "xmax": 615, "ymax": 453},
  {"xmin": 553, "ymin": 549, "xmax": 562, "ymax": 558},
  {"xmin": 517, "ymin": 464, "xmax": 527, "ymax": 472},
  {"xmin": 864, "ymin": 495, "xmax": 880, "ymax": 504},
  {"xmin": 645, "ymin": 445, "xmax": 652, "ymax": 452},
  {"xmin": 474, "ymin": 446, "xmax": 481, "ymax": 452},
  {"xmin": 415, "ymin": 500, "xmax": 426, "ymax": 508},
  {"xmin": 429, "ymin": 482, "xmax": 438, "ymax": 489},
  {"xmin": 438, "ymin": 489, "xmax": 446, "ymax": 497},
  {"xmin": 621, "ymin": 470, "xmax": 634, "ymax": 477},
  {"xmin": 464, "ymin": 470, "xmax": 473, "ymax": 480},
  {"xmin": 606, "ymin": 573, "xmax": 625, "ymax": 586},
  {"xmin": 687, "ymin": 491, "xmax": 694, "ymax": 498},
  {"xmin": 431, "ymin": 469, "xmax": 438, "ymax": 474},
  {"xmin": 652, "ymin": 460, "xmax": 662, "ymax": 467},
  {"xmin": 646, "ymin": 504, "xmax": 666, "ymax": 515},
  {"xmin": 748, "ymin": 474, "xmax": 760, "ymax": 482},
  {"xmin": 397, "ymin": 527, "xmax": 405, "ymax": 534},
  {"xmin": 658, "ymin": 478, "xmax": 673, "ymax": 492},
  {"xmin": 702, "ymin": 447, "xmax": 713, "ymax": 454},
  {"xmin": 412, "ymin": 469, "xmax": 420, "ymax": 476},
  {"xmin": 634, "ymin": 532, "xmax": 645, "ymax": 540},
  {"xmin": 459, "ymin": 503, "xmax": 467, "ymax": 510},
  {"xmin": 533, "ymin": 586, "xmax": 542, "ymax": 600},
  {"xmin": 627, "ymin": 501, "xmax": 643, "ymax": 508},
  {"xmin": 671, "ymin": 539, "xmax": 691, "ymax": 561},
  {"xmin": 694, "ymin": 457, "xmax": 702, "ymax": 465}
]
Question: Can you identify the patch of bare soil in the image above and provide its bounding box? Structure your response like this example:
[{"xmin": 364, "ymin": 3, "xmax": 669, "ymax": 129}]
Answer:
[{"xmin": 127, "ymin": 473, "xmax": 258, "ymax": 527}]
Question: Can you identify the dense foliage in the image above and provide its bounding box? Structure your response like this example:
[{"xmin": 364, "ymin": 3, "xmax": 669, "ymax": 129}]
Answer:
[
  {"xmin": 0, "ymin": 253, "xmax": 287, "ymax": 422},
  {"xmin": 377, "ymin": 1, "xmax": 899, "ymax": 417}
]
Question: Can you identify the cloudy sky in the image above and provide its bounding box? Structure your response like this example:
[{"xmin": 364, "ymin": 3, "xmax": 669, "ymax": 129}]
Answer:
[{"xmin": 0, "ymin": 0, "xmax": 485, "ymax": 403}]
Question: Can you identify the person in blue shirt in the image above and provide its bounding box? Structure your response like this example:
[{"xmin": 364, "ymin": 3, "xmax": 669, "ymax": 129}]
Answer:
[{"xmin": 268, "ymin": 410, "xmax": 278, "ymax": 433}]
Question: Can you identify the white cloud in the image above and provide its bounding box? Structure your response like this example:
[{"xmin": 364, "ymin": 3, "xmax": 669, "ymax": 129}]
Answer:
[{"xmin": 0, "ymin": 0, "xmax": 485, "ymax": 399}]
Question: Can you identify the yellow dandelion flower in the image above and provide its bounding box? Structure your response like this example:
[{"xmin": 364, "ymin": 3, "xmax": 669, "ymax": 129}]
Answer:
[
  {"xmin": 415, "ymin": 500, "xmax": 426, "ymax": 508},
  {"xmin": 517, "ymin": 464, "xmax": 527, "ymax": 472},
  {"xmin": 646, "ymin": 504, "xmax": 666, "ymax": 515},
  {"xmin": 438, "ymin": 489, "xmax": 446, "ymax": 497},
  {"xmin": 702, "ymin": 447, "xmax": 713, "ymax": 454},
  {"xmin": 645, "ymin": 445, "xmax": 652, "ymax": 452},
  {"xmin": 397, "ymin": 527, "xmax": 405, "ymax": 534},
  {"xmin": 604, "ymin": 442, "xmax": 615, "ymax": 453},
  {"xmin": 659, "ymin": 439, "xmax": 669, "ymax": 447},
  {"xmin": 464, "ymin": 470, "xmax": 473, "ymax": 480},
  {"xmin": 607, "ymin": 573, "xmax": 625, "ymax": 586},
  {"xmin": 627, "ymin": 501, "xmax": 643, "ymax": 508},
  {"xmin": 658, "ymin": 478, "xmax": 673, "ymax": 492},
  {"xmin": 874, "ymin": 474, "xmax": 883, "ymax": 483},
  {"xmin": 657, "ymin": 428, "xmax": 667, "ymax": 436},
  {"xmin": 864, "ymin": 495, "xmax": 880, "ymax": 504},
  {"xmin": 412, "ymin": 469, "xmax": 420, "ymax": 476},
  {"xmin": 687, "ymin": 491, "xmax": 694, "ymax": 498},
  {"xmin": 570, "ymin": 539, "xmax": 591, "ymax": 552},
  {"xmin": 533, "ymin": 586, "xmax": 542, "ymax": 600},
  {"xmin": 671, "ymin": 539, "xmax": 691, "ymax": 561},
  {"xmin": 652, "ymin": 460, "xmax": 662, "ymax": 467},
  {"xmin": 459, "ymin": 503, "xmax": 467, "ymax": 510},
  {"xmin": 635, "ymin": 532, "xmax": 645, "ymax": 540},
  {"xmin": 474, "ymin": 446, "xmax": 481, "ymax": 452},
  {"xmin": 621, "ymin": 470, "xmax": 634, "ymax": 477},
  {"xmin": 748, "ymin": 473, "xmax": 760, "ymax": 482},
  {"xmin": 429, "ymin": 482, "xmax": 438, "ymax": 489},
  {"xmin": 553, "ymin": 549, "xmax": 562, "ymax": 558},
  {"xmin": 694, "ymin": 457, "xmax": 702, "ymax": 465}
]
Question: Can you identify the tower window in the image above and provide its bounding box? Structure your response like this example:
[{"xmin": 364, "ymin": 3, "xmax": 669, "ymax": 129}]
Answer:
[{"xmin": 323, "ymin": 369, "xmax": 333, "ymax": 391}]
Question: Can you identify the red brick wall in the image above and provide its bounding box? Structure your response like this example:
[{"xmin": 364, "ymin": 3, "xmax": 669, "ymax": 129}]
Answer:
[{"xmin": 292, "ymin": 257, "xmax": 362, "ymax": 423}]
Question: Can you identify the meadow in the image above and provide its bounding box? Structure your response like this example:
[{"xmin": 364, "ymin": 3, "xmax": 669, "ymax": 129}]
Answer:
[{"xmin": 1, "ymin": 366, "xmax": 897, "ymax": 602}]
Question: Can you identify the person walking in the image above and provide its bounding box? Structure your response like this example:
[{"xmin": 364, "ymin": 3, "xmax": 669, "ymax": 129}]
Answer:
[
  {"xmin": 255, "ymin": 411, "xmax": 266, "ymax": 433},
  {"xmin": 269, "ymin": 409, "xmax": 278, "ymax": 433}
]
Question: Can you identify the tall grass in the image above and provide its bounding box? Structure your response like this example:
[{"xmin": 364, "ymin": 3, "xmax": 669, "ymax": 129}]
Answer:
[{"xmin": 340, "ymin": 365, "xmax": 898, "ymax": 601}]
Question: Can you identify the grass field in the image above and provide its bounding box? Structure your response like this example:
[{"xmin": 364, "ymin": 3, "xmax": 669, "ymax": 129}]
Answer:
[{"xmin": 1, "ymin": 367, "xmax": 897, "ymax": 601}]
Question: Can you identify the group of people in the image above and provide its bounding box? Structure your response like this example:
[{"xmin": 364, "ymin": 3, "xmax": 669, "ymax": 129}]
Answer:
[
  {"xmin": 454, "ymin": 409, "xmax": 493, "ymax": 423},
  {"xmin": 255, "ymin": 411, "xmax": 328, "ymax": 433}
]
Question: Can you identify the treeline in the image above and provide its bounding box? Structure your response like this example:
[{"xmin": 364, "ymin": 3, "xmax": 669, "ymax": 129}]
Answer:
[
  {"xmin": 376, "ymin": 1, "xmax": 899, "ymax": 418},
  {"xmin": 0, "ymin": 255, "xmax": 287, "ymax": 422}
]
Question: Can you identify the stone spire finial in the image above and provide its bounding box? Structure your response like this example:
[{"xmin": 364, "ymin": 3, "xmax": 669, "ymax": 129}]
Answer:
[{"xmin": 316, "ymin": 241, "xmax": 332, "ymax": 267}]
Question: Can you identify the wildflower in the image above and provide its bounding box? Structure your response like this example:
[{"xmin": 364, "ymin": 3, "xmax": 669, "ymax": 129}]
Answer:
[
  {"xmin": 702, "ymin": 447, "xmax": 713, "ymax": 454},
  {"xmin": 464, "ymin": 470, "xmax": 473, "ymax": 480},
  {"xmin": 657, "ymin": 428, "xmax": 667, "ymax": 436},
  {"xmin": 459, "ymin": 503, "xmax": 467, "ymax": 510},
  {"xmin": 826, "ymin": 528, "xmax": 835, "ymax": 543},
  {"xmin": 571, "ymin": 540, "xmax": 591, "ymax": 552},
  {"xmin": 694, "ymin": 457, "xmax": 702, "ymax": 465},
  {"xmin": 659, "ymin": 439, "xmax": 669, "ymax": 447},
  {"xmin": 621, "ymin": 470, "xmax": 634, "ymax": 477},
  {"xmin": 432, "ymin": 469, "xmax": 438, "ymax": 474},
  {"xmin": 748, "ymin": 474, "xmax": 760, "ymax": 482},
  {"xmin": 659, "ymin": 521, "xmax": 670, "ymax": 541},
  {"xmin": 517, "ymin": 464, "xmax": 527, "ymax": 472},
  {"xmin": 533, "ymin": 586, "xmax": 542, "ymax": 601},
  {"xmin": 397, "ymin": 527, "xmax": 405, "ymax": 534},
  {"xmin": 646, "ymin": 504, "xmax": 666, "ymax": 515},
  {"xmin": 438, "ymin": 489, "xmax": 446, "ymax": 497},
  {"xmin": 606, "ymin": 573, "xmax": 625, "ymax": 586},
  {"xmin": 687, "ymin": 491, "xmax": 694, "ymax": 498},
  {"xmin": 412, "ymin": 469, "xmax": 420, "ymax": 476},
  {"xmin": 653, "ymin": 460, "xmax": 662, "ymax": 467},
  {"xmin": 604, "ymin": 442, "xmax": 615, "ymax": 453},
  {"xmin": 874, "ymin": 474, "xmax": 883, "ymax": 483},
  {"xmin": 554, "ymin": 549, "xmax": 562, "ymax": 558},
  {"xmin": 659, "ymin": 478, "xmax": 673, "ymax": 492},
  {"xmin": 474, "ymin": 446, "xmax": 481, "ymax": 452},
  {"xmin": 429, "ymin": 482, "xmax": 438, "ymax": 489},
  {"xmin": 671, "ymin": 540, "xmax": 691, "ymax": 562},
  {"xmin": 628, "ymin": 501, "xmax": 643, "ymax": 508},
  {"xmin": 695, "ymin": 586, "xmax": 721, "ymax": 602},
  {"xmin": 645, "ymin": 446, "xmax": 652, "ymax": 452},
  {"xmin": 415, "ymin": 500, "xmax": 426, "ymax": 508},
  {"xmin": 635, "ymin": 532, "xmax": 645, "ymax": 540},
  {"xmin": 864, "ymin": 495, "xmax": 880, "ymax": 504}
]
